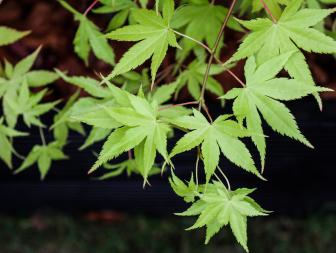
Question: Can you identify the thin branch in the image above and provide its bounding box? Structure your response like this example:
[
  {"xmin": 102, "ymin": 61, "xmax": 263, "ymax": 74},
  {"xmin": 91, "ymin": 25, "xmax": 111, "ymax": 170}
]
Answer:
[
  {"xmin": 84, "ymin": 0, "xmax": 99, "ymax": 16},
  {"xmin": 195, "ymin": 150, "xmax": 200, "ymax": 189},
  {"xmin": 159, "ymin": 101, "xmax": 198, "ymax": 111},
  {"xmin": 174, "ymin": 30, "xmax": 246, "ymax": 88},
  {"xmin": 173, "ymin": 30, "xmax": 212, "ymax": 54},
  {"xmin": 217, "ymin": 165, "xmax": 231, "ymax": 191},
  {"xmin": 203, "ymin": 103, "xmax": 213, "ymax": 123},
  {"xmin": 218, "ymin": 61, "xmax": 246, "ymax": 87},
  {"xmin": 39, "ymin": 127, "xmax": 46, "ymax": 146},
  {"xmin": 198, "ymin": 0, "xmax": 239, "ymax": 111},
  {"xmin": 259, "ymin": 0, "xmax": 277, "ymax": 23},
  {"xmin": 128, "ymin": 150, "xmax": 133, "ymax": 160},
  {"xmin": 11, "ymin": 146, "xmax": 26, "ymax": 160}
]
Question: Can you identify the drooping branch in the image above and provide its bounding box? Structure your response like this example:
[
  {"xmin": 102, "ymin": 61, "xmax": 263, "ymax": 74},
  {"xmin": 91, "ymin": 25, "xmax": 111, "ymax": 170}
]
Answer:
[
  {"xmin": 198, "ymin": 0, "xmax": 238, "ymax": 113},
  {"xmin": 84, "ymin": 0, "xmax": 99, "ymax": 16}
]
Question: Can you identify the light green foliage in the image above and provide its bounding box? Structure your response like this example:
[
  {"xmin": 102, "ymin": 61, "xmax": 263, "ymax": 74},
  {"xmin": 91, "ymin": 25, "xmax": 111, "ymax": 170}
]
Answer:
[
  {"xmin": 176, "ymin": 181, "xmax": 268, "ymax": 251},
  {"xmin": 71, "ymin": 80, "xmax": 180, "ymax": 183},
  {"xmin": 0, "ymin": 48, "xmax": 59, "ymax": 127},
  {"xmin": 59, "ymin": 1, "xmax": 115, "ymax": 66},
  {"xmin": 169, "ymin": 172, "xmax": 198, "ymax": 203},
  {"xmin": 0, "ymin": 26, "xmax": 30, "ymax": 46},
  {"xmin": 175, "ymin": 60, "xmax": 224, "ymax": 100},
  {"xmin": 0, "ymin": 117, "xmax": 27, "ymax": 168},
  {"xmin": 171, "ymin": 0, "xmax": 242, "ymax": 58},
  {"xmin": 222, "ymin": 53, "xmax": 331, "ymax": 168},
  {"xmin": 105, "ymin": 0, "xmax": 180, "ymax": 83},
  {"xmin": 169, "ymin": 109, "xmax": 263, "ymax": 181},
  {"xmin": 15, "ymin": 142, "xmax": 67, "ymax": 179},
  {"xmin": 229, "ymin": 0, "xmax": 336, "ymax": 107},
  {"xmin": 12, "ymin": 80, "xmax": 59, "ymax": 127},
  {"xmin": 1, "ymin": 1, "xmax": 335, "ymax": 251}
]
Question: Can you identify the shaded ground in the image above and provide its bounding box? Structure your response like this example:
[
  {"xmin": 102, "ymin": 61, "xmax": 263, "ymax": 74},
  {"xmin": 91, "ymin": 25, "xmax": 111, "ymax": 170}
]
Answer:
[{"xmin": 0, "ymin": 211, "xmax": 336, "ymax": 253}]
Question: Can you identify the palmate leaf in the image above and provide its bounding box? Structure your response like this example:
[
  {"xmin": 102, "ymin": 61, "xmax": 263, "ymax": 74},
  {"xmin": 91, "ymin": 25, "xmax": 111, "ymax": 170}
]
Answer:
[
  {"xmin": 72, "ymin": 81, "xmax": 172, "ymax": 182},
  {"xmin": 105, "ymin": 0, "xmax": 180, "ymax": 83},
  {"xmin": 59, "ymin": 1, "xmax": 115, "ymax": 66},
  {"xmin": 222, "ymin": 53, "xmax": 331, "ymax": 169},
  {"xmin": 169, "ymin": 109, "xmax": 263, "ymax": 182},
  {"xmin": 15, "ymin": 142, "xmax": 67, "ymax": 179},
  {"xmin": 11, "ymin": 80, "xmax": 60, "ymax": 128},
  {"xmin": 0, "ymin": 26, "xmax": 30, "ymax": 46},
  {"xmin": 229, "ymin": 0, "xmax": 336, "ymax": 107},
  {"xmin": 0, "ymin": 48, "xmax": 59, "ymax": 127},
  {"xmin": 171, "ymin": 0, "xmax": 242, "ymax": 57},
  {"xmin": 169, "ymin": 172, "xmax": 198, "ymax": 203},
  {"xmin": 176, "ymin": 181, "xmax": 268, "ymax": 251}
]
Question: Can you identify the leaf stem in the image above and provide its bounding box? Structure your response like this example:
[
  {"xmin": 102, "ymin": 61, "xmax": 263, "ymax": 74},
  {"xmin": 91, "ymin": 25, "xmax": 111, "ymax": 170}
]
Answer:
[
  {"xmin": 259, "ymin": 0, "xmax": 277, "ymax": 23},
  {"xmin": 39, "ymin": 127, "xmax": 46, "ymax": 146},
  {"xmin": 202, "ymin": 104, "xmax": 213, "ymax": 122},
  {"xmin": 159, "ymin": 101, "xmax": 198, "ymax": 111},
  {"xmin": 219, "ymin": 62, "xmax": 246, "ymax": 87},
  {"xmin": 217, "ymin": 165, "xmax": 231, "ymax": 191},
  {"xmin": 84, "ymin": 0, "xmax": 99, "ymax": 16},
  {"xmin": 173, "ymin": 30, "xmax": 212, "ymax": 54},
  {"xmin": 173, "ymin": 30, "xmax": 246, "ymax": 88},
  {"xmin": 199, "ymin": 0, "xmax": 238, "ymax": 111},
  {"xmin": 195, "ymin": 150, "xmax": 200, "ymax": 189},
  {"xmin": 11, "ymin": 145, "xmax": 26, "ymax": 160},
  {"xmin": 128, "ymin": 150, "xmax": 133, "ymax": 160}
]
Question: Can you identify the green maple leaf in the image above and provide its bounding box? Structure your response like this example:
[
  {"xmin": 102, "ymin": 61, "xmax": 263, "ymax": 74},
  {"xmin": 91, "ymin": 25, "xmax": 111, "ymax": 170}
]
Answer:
[
  {"xmin": 59, "ymin": 0, "xmax": 115, "ymax": 66},
  {"xmin": 171, "ymin": 0, "xmax": 242, "ymax": 56},
  {"xmin": 177, "ymin": 181, "xmax": 268, "ymax": 251},
  {"xmin": 169, "ymin": 109, "xmax": 263, "ymax": 182},
  {"xmin": 15, "ymin": 142, "xmax": 67, "ymax": 180},
  {"xmin": 0, "ymin": 117, "xmax": 27, "ymax": 168},
  {"xmin": 175, "ymin": 60, "xmax": 224, "ymax": 100},
  {"xmin": 0, "ymin": 48, "xmax": 58, "ymax": 127},
  {"xmin": 169, "ymin": 172, "xmax": 199, "ymax": 203},
  {"xmin": 0, "ymin": 26, "xmax": 30, "ymax": 46},
  {"xmin": 222, "ymin": 52, "xmax": 331, "ymax": 169},
  {"xmin": 74, "ymin": 81, "xmax": 172, "ymax": 182},
  {"xmin": 105, "ymin": 0, "xmax": 180, "ymax": 84},
  {"xmin": 229, "ymin": 0, "xmax": 336, "ymax": 107},
  {"xmin": 9, "ymin": 79, "xmax": 60, "ymax": 127}
]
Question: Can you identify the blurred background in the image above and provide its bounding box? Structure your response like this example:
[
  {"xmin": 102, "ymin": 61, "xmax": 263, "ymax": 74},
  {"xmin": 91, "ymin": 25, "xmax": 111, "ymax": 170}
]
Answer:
[{"xmin": 0, "ymin": 0, "xmax": 336, "ymax": 252}]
